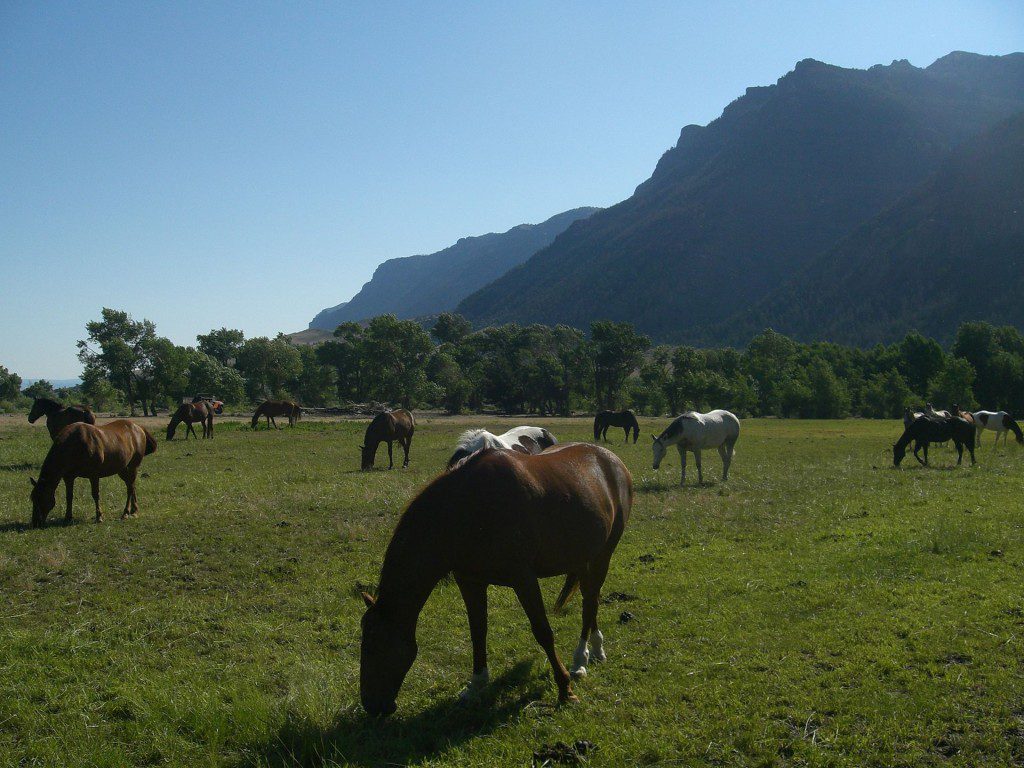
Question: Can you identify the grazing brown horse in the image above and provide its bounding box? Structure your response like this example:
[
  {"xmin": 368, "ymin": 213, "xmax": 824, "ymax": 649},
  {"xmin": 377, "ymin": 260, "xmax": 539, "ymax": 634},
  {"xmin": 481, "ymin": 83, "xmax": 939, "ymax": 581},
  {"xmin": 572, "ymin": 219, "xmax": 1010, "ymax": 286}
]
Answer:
[
  {"xmin": 29, "ymin": 420, "xmax": 157, "ymax": 528},
  {"xmin": 167, "ymin": 401, "xmax": 215, "ymax": 440},
  {"xmin": 28, "ymin": 397, "xmax": 96, "ymax": 441},
  {"xmin": 593, "ymin": 410, "xmax": 640, "ymax": 443},
  {"xmin": 359, "ymin": 443, "xmax": 633, "ymax": 715},
  {"xmin": 361, "ymin": 409, "xmax": 415, "ymax": 470},
  {"xmin": 251, "ymin": 400, "xmax": 301, "ymax": 430}
]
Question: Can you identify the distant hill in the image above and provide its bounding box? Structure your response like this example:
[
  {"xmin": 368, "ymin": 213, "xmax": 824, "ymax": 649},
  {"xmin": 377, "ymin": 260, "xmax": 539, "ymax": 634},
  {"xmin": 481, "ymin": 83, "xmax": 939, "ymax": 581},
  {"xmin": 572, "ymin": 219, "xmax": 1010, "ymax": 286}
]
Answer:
[
  {"xmin": 456, "ymin": 52, "xmax": 1024, "ymax": 343},
  {"xmin": 309, "ymin": 207, "xmax": 599, "ymax": 330},
  {"xmin": 709, "ymin": 111, "xmax": 1024, "ymax": 346}
]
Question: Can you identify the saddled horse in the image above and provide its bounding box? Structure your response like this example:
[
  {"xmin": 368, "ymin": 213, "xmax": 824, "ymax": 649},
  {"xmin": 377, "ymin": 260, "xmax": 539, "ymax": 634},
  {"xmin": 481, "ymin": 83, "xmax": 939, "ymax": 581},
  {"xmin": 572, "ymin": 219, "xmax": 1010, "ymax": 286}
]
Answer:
[
  {"xmin": 362, "ymin": 409, "xmax": 415, "ymax": 470},
  {"xmin": 903, "ymin": 407, "xmax": 926, "ymax": 430},
  {"xmin": 925, "ymin": 402, "xmax": 953, "ymax": 419},
  {"xmin": 359, "ymin": 443, "xmax": 632, "ymax": 715},
  {"xmin": 28, "ymin": 397, "xmax": 96, "ymax": 441},
  {"xmin": 29, "ymin": 420, "xmax": 157, "ymax": 528},
  {"xmin": 972, "ymin": 410, "xmax": 1023, "ymax": 446},
  {"xmin": 167, "ymin": 400, "xmax": 215, "ymax": 440},
  {"xmin": 893, "ymin": 415, "xmax": 976, "ymax": 467},
  {"xmin": 651, "ymin": 409, "xmax": 740, "ymax": 485},
  {"xmin": 447, "ymin": 426, "xmax": 557, "ymax": 467},
  {"xmin": 251, "ymin": 400, "xmax": 301, "ymax": 430},
  {"xmin": 593, "ymin": 410, "xmax": 640, "ymax": 443}
]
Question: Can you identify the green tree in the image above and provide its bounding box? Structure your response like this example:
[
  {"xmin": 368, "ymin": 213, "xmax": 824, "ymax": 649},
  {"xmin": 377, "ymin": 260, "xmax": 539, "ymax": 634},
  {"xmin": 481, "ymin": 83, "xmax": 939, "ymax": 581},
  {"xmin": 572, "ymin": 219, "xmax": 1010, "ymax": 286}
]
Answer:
[
  {"xmin": 0, "ymin": 366, "xmax": 23, "ymax": 401},
  {"xmin": 197, "ymin": 328, "xmax": 245, "ymax": 366},
  {"xmin": 187, "ymin": 353, "xmax": 246, "ymax": 404},
  {"xmin": 235, "ymin": 336, "xmax": 303, "ymax": 401},
  {"xmin": 897, "ymin": 331, "xmax": 945, "ymax": 396},
  {"xmin": 77, "ymin": 308, "xmax": 158, "ymax": 416},
  {"xmin": 745, "ymin": 329, "xmax": 799, "ymax": 415},
  {"xmin": 360, "ymin": 315, "xmax": 434, "ymax": 408},
  {"xmin": 928, "ymin": 357, "xmax": 977, "ymax": 409},
  {"xmin": 591, "ymin": 321, "xmax": 650, "ymax": 409},
  {"xmin": 431, "ymin": 313, "xmax": 473, "ymax": 345},
  {"xmin": 862, "ymin": 368, "xmax": 915, "ymax": 418},
  {"xmin": 806, "ymin": 358, "xmax": 850, "ymax": 418},
  {"xmin": 290, "ymin": 345, "xmax": 336, "ymax": 406},
  {"xmin": 23, "ymin": 379, "xmax": 57, "ymax": 400}
]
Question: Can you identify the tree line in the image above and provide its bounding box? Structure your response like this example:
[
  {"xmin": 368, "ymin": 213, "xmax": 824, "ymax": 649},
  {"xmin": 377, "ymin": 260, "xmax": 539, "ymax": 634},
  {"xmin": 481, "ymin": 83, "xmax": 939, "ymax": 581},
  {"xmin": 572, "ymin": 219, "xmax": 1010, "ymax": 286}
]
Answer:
[{"xmin": 3, "ymin": 308, "xmax": 1023, "ymax": 419}]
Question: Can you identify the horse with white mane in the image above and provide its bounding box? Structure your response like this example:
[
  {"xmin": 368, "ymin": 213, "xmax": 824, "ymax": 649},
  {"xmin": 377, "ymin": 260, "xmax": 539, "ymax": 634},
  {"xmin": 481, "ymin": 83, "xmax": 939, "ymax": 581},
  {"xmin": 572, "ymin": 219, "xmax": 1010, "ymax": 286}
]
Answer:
[
  {"xmin": 972, "ymin": 411, "xmax": 1023, "ymax": 446},
  {"xmin": 651, "ymin": 409, "xmax": 739, "ymax": 485},
  {"xmin": 447, "ymin": 426, "xmax": 558, "ymax": 467}
]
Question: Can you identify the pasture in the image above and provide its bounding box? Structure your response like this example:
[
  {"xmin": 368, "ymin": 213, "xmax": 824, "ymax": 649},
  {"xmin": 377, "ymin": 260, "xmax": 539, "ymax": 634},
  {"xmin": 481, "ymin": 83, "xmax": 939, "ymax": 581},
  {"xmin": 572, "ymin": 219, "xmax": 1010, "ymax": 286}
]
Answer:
[{"xmin": 1, "ymin": 416, "xmax": 1022, "ymax": 767}]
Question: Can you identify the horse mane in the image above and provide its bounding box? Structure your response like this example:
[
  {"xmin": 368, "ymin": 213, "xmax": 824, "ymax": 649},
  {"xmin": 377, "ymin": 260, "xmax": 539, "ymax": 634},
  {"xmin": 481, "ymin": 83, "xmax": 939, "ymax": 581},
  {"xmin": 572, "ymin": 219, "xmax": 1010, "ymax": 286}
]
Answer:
[
  {"xmin": 34, "ymin": 397, "xmax": 63, "ymax": 410},
  {"xmin": 454, "ymin": 428, "xmax": 489, "ymax": 451}
]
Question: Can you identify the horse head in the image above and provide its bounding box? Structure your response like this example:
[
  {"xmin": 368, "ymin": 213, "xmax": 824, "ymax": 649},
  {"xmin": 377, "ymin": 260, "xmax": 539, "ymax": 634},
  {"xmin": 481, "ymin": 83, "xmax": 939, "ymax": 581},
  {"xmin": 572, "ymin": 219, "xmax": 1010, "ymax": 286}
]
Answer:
[
  {"xmin": 360, "ymin": 444, "xmax": 375, "ymax": 471},
  {"xmin": 360, "ymin": 592, "xmax": 416, "ymax": 716},
  {"xmin": 28, "ymin": 476, "xmax": 55, "ymax": 528},
  {"xmin": 651, "ymin": 433, "xmax": 666, "ymax": 469}
]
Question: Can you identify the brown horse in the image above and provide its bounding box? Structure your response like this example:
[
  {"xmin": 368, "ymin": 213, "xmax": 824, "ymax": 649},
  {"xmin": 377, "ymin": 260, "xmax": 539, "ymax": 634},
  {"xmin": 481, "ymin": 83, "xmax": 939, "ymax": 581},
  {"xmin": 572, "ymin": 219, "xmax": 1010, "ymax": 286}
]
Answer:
[
  {"xmin": 29, "ymin": 420, "xmax": 157, "ymax": 528},
  {"xmin": 167, "ymin": 401, "xmax": 214, "ymax": 440},
  {"xmin": 28, "ymin": 397, "xmax": 96, "ymax": 441},
  {"xmin": 594, "ymin": 410, "xmax": 640, "ymax": 443},
  {"xmin": 359, "ymin": 443, "xmax": 633, "ymax": 715},
  {"xmin": 361, "ymin": 409, "xmax": 415, "ymax": 470},
  {"xmin": 251, "ymin": 400, "xmax": 301, "ymax": 430}
]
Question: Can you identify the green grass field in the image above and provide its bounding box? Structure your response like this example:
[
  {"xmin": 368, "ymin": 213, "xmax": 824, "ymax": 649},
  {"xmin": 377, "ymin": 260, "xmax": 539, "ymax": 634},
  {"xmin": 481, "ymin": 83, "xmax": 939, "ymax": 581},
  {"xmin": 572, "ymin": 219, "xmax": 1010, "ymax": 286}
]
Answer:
[{"xmin": 1, "ymin": 416, "xmax": 1022, "ymax": 767}]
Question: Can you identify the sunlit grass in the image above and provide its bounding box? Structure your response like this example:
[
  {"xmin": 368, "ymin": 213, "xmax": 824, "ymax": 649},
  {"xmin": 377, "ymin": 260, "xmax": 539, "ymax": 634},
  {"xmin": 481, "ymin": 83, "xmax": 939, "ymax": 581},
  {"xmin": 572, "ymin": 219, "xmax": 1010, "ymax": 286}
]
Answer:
[{"xmin": 1, "ymin": 416, "xmax": 1022, "ymax": 766}]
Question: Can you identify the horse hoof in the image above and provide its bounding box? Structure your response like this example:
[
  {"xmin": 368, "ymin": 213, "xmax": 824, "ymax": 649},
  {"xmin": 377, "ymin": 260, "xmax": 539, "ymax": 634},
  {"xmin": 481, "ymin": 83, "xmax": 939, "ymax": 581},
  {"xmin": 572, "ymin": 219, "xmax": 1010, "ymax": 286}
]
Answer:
[
  {"xmin": 592, "ymin": 649, "xmax": 607, "ymax": 663},
  {"xmin": 559, "ymin": 693, "xmax": 581, "ymax": 706},
  {"xmin": 571, "ymin": 666, "xmax": 587, "ymax": 679}
]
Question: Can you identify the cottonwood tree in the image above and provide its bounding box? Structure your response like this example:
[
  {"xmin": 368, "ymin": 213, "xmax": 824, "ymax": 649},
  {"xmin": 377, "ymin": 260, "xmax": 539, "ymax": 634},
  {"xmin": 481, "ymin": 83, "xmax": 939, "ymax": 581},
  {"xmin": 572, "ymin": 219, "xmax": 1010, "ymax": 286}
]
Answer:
[{"xmin": 77, "ymin": 308, "xmax": 158, "ymax": 416}]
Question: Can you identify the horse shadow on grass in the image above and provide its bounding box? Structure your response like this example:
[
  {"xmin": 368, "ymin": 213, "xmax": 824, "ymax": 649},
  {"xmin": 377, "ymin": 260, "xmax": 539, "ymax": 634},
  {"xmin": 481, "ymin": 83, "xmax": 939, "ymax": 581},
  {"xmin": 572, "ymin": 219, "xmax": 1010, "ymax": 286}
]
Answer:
[
  {"xmin": 251, "ymin": 660, "xmax": 543, "ymax": 767},
  {"xmin": 636, "ymin": 477, "xmax": 722, "ymax": 494},
  {"xmin": 0, "ymin": 517, "xmax": 83, "ymax": 534}
]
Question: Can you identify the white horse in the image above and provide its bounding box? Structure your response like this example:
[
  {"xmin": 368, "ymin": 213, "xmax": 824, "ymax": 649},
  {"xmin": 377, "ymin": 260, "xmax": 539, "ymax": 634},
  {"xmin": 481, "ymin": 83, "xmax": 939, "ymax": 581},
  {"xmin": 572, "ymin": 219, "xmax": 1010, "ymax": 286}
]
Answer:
[
  {"xmin": 447, "ymin": 426, "xmax": 558, "ymax": 467},
  {"xmin": 651, "ymin": 409, "xmax": 740, "ymax": 485},
  {"xmin": 972, "ymin": 411, "xmax": 1023, "ymax": 446}
]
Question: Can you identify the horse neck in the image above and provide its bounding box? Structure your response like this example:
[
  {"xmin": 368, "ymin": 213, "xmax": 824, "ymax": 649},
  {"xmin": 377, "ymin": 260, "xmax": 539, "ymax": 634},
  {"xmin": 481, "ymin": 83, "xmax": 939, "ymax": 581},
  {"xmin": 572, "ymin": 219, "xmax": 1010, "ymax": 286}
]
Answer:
[
  {"xmin": 375, "ymin": 497, "xmax": 452, "ymax": 625},
  {"xmin": 37, "ymin": 399, "xmax": 62, "ymax": 416},
  {"xmin": 894, "ymin": 426, "xmax": 916, "ymax": 452}
]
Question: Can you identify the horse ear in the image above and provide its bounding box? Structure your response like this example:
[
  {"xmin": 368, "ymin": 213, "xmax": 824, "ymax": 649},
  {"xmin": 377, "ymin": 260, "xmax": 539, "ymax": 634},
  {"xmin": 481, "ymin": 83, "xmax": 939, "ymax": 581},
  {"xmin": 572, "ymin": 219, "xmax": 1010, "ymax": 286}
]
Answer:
[
  {"xmin": 28, "ymin": 477, "xmax": 36, "ymax": 487},
  {"xmin": 361, "ymin": 592, "xmax": 376, "ymax": 608}
]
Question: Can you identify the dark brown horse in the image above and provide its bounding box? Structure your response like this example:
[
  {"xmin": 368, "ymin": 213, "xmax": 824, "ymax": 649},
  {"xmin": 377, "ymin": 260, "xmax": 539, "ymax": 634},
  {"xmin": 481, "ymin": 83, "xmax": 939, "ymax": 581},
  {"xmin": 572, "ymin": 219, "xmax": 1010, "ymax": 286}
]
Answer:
[
  {"xmin": 28, "ymin": 397, "xmax": 96, "ymax": 441},
  {"xmin": 167, "ymin": 401, "xmax": 215, "ymax": 440},
  {"xmin": 361, "ymin": 409, "xmax": 415, "ymax": 470},
  {"xmin": 359, "ymin": 442, "xmax": 633, "ymax": 715},
  {"xmin": 593, "ymin": 410, "xmax": 640, "ymax": 443},
  {"xmin": 29, "ymin": 420, "xmax": 157, "ymax": 528},
  {"xmin": 893, "ymin": 415, "xmax": 976, "ymax": 467},
  {"xmin": 251, "ymin": 400, "xmax": 301, "ymax": 430}
]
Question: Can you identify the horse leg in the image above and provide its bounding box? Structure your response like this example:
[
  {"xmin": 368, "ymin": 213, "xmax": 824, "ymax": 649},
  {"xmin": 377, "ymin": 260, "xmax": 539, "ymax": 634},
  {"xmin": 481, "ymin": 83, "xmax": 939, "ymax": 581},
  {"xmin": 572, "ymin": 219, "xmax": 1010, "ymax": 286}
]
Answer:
[
  {"xmin": 955, "ymin": 440, "xmax": 964, "ymax": 466},
  {"xmin": 402, "ymin": 435, "xmax": 411, "ymax": 468},
  {"xmin": 718, "ymin": 443, "xmax": 731, "ymax": 481},
  {"xmin": 694, "ymin": 449, "xmax": 704, "ymax": 484},
  {"xmin": 923, "ymin": 443, "xmax": 930, "ymax": 466},
  {"xmin": 120, "ymin": 468, "xmax": 138, "ymax": 518},
  {"xmin": 64, "ymin": 477, "xmax": 75, "ymax": 523},
  {"xmin": 512, "ymin": 575, "xmax": 575, "ymax": 704},
  {"xmin": 573, "ymin": 556, "xmax": 611, "ymax": 677},
  {"xmin": 90, "ymin": 476, "xmax": 101, "ymax": 523},
  {"xmin": 454, "ymin": 573, "xmax": 489, "ymax": 702},
  {"xmin": 623, "ymin": 427, "xmax": 628, "ymax": 443},
  {"xmin": 678, "ymin": 445, "xmax": 687, "ymax": 485}
]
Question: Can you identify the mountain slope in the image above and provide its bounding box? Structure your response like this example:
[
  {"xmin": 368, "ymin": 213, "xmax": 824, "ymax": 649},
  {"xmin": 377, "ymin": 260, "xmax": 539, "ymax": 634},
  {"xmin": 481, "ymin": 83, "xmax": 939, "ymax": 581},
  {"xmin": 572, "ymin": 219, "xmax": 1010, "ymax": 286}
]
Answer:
[
  {"xmin": 310, "ymin": 207, "xmax": 598, "ymax": 330},
  {"xmin": 456, "ymin": 52, "xmax": 1024, "ymax": 341},
  {"xmin": 709, "ymin": 111, "xmax": 1024, "ymax": 346}
]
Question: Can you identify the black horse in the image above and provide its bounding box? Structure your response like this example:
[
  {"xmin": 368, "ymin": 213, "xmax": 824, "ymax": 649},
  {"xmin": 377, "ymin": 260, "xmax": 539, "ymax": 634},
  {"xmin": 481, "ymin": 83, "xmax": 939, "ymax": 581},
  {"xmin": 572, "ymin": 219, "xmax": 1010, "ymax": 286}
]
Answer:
[
  {"xmin": 593, "ymin": 410, "xmax": 640, "ymax": 443},
  {"xmin": 894, "ymin": 415, "xmax": 976, "ymax": 467}
]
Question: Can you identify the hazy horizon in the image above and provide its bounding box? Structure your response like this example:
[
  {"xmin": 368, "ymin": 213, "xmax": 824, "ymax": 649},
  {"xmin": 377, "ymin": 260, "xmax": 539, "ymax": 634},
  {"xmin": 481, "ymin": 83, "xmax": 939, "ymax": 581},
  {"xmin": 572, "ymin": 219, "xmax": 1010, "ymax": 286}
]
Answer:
[{"xmin": 3, "ymin": 2, "xmax": 1022, "ymax": 378}]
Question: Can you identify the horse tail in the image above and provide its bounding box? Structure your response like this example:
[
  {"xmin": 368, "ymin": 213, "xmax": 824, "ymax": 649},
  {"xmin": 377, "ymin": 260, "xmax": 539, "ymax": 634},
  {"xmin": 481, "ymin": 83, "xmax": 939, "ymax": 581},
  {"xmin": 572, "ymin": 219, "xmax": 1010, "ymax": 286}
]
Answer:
[
  {"xmin": 143, "ymin": 428, "xmax": 158, "ymax": 456},
  {"xmin": 554, "ymin": 573, "xmax": 580, "ymax": 613},
  {"xmin": 593, "ymin": 416, "xmax": 602, "ymax": 441}
]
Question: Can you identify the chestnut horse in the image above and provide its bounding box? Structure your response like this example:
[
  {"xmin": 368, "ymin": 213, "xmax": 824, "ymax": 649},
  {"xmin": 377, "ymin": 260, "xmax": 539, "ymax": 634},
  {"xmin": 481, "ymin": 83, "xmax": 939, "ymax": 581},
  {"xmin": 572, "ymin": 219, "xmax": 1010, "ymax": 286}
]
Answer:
[
  {"xmin": 359, "ymin": 443, "xmax": 633, "ymax": 715},
  {"xmin": 251, "ymin": 400, "xmax": 301, "ymax": 430},
  {"xmin": 29, "ymin": 420, "xmax": 157, "ymax": 528},
  {"xmin": 593, "ymin": 410, "xmax": 640, "ymax": 443},
  {"xmin": 28, "ymin": 397, "xmax": 96, "ymax": 441},
  {"xmin": 167, "ymin": 401, "xmax": 214, "ymax": 440},
  {"xmin": 361, "ymin": 409, "xmax": 415, "ymax": 470}
]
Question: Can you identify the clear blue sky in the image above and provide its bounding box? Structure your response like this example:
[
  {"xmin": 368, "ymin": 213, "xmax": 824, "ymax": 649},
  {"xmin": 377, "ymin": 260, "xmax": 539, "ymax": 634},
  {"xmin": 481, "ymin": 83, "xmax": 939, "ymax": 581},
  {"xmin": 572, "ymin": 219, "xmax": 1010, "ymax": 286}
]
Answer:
[{"xmin": 2, "ymin": 1, "xmax": 1021, "ymax": 378}]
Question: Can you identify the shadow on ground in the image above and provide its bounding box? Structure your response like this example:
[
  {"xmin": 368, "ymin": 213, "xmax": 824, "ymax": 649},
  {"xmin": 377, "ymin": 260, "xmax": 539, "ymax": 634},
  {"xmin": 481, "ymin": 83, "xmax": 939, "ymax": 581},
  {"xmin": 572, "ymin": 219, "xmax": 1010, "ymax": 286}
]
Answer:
[{"xmin": 250, "ymin": 661, "xmax": 543, "ymax": 767}]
